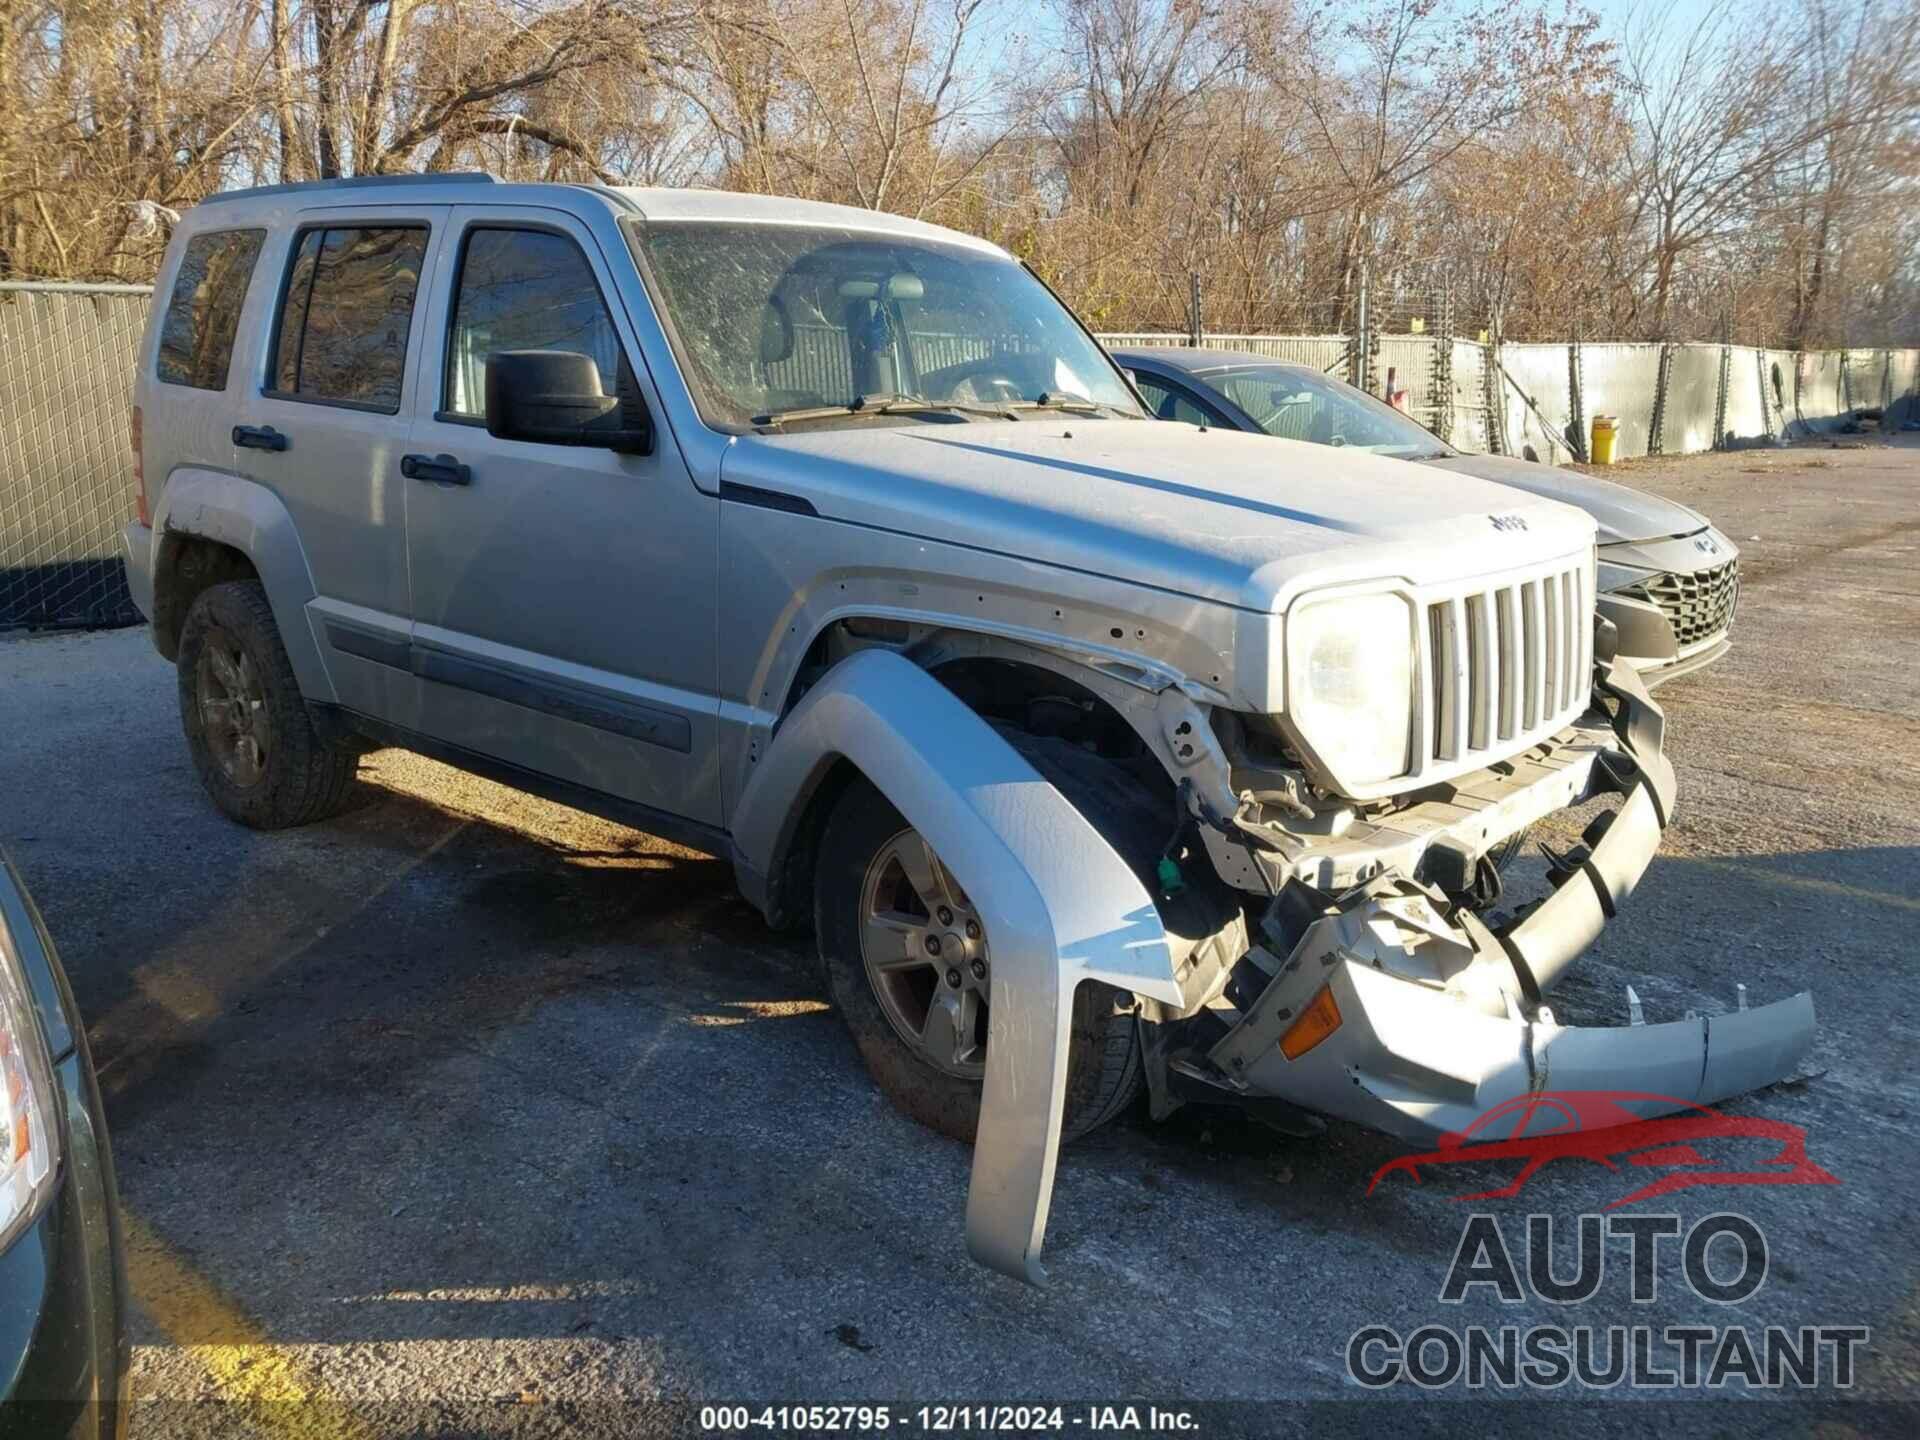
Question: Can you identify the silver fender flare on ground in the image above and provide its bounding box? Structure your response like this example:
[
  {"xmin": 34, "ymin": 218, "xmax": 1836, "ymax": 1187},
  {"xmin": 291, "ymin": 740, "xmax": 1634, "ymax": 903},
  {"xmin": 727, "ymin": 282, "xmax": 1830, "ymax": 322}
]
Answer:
[{"xmin": 729, "ymin": 649, "xmax": 1186, "ymax": 1284}]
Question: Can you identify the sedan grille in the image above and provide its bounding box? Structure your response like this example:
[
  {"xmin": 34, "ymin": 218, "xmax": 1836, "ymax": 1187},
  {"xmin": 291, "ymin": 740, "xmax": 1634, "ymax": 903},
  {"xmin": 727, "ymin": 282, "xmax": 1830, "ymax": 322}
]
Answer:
[
  {"xmin": 1420, "ymin": 561, "xmax": 1592, "ymax": 772},
  {"xmin": 1641, "ymin": 559, "xmax": 1740, "ymax": 648}
]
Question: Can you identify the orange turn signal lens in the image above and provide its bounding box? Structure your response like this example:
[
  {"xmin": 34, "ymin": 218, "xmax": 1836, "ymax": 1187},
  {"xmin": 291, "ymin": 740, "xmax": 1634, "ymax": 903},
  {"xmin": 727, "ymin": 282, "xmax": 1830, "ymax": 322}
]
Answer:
[{"xmin": 1279, "ymin": 985, "xmax": 1342, "ymax": 1060}]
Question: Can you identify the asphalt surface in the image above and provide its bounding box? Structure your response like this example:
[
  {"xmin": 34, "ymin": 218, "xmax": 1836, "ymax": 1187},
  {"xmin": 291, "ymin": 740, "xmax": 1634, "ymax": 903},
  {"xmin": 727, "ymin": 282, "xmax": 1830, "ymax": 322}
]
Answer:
[{"xmin": 2, "ymin": 436, "xmax": 1917, "ymax": 1437}]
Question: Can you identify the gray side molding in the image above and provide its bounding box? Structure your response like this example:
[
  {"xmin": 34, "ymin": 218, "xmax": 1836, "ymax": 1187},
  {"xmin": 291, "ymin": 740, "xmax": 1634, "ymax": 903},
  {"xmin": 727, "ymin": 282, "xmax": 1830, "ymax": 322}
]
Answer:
[
  {"xmin": 154, "ymin": 469, "xmax": 334, "ymax": 702},
  {"xmin": 730, "ymin": 650, "xmax": 1185, "ymax": 1283}
]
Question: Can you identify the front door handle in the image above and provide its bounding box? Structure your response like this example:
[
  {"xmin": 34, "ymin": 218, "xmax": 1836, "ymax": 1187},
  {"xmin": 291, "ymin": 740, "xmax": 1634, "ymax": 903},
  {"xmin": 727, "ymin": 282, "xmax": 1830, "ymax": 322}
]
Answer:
[
  {"xmin": 401, "ymin": 453, "xmax": 471, "ymax": 486},
  {"xmin": 233, "ymin": 424, "xmax": 288, "ymax": 452}
]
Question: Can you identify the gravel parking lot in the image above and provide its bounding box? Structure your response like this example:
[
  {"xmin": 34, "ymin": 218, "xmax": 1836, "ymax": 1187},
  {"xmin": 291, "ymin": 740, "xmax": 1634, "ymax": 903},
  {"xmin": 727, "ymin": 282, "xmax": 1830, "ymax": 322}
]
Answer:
[{"xmin": 3, "ymin": 436, "xmax": 1916, "ymax": 1437}]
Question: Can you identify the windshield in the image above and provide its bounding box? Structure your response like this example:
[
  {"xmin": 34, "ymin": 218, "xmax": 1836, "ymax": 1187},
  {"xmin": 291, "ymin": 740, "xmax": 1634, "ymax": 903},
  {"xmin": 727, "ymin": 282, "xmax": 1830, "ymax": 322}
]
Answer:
[
  {"xmin": 629, "ymin": 221, "xmax": 1141, "ymax": 429},
  {"xmin": 1207, "ymin": 365, "xmax": 1449, "ymax": 458}
]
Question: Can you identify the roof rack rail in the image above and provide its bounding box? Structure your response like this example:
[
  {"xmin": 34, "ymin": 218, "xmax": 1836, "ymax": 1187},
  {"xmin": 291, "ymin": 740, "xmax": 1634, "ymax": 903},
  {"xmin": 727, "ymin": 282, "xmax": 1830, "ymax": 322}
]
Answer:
[{"xmin": 195, "ymin": 173, "xmax": 498, "ymax": 207}]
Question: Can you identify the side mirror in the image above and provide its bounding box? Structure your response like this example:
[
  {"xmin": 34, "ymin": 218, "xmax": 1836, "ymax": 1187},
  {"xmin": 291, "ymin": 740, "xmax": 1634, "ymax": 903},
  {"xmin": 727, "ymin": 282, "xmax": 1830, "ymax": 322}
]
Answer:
[{"xmin": 485, "ymin": 349, "xmax": 652, "ymax": 455}]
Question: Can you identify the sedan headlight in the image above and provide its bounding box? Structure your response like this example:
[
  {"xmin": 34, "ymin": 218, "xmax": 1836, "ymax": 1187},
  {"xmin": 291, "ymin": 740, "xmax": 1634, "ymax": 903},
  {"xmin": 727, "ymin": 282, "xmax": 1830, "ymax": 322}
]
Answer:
[
  {"xmin": 1596, "ymin": 559, "xmax": 1657, "ymax": 595},
  {"xmin": 1285, "ymin": 591, "xmax": 1415, "ymax": 787},
  {"xmin": 0, "ymin": 927, "xmax": 58, "ymax": 1253}
]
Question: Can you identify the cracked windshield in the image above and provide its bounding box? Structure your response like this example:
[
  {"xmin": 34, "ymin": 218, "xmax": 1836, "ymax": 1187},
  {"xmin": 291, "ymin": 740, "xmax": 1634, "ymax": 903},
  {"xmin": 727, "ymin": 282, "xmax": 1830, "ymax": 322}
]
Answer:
[{"xmin": 631, "ymin": 222, "xmax": 1142, "ymax": 429}]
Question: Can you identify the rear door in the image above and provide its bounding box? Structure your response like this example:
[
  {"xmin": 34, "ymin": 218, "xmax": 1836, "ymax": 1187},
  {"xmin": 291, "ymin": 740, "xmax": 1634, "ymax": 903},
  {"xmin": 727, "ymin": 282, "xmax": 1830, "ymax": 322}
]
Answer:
[
  {"xmin": 400, "ymin": 203, "xmax": 721, "ymax": 826},
  {"xmin": 232, "ymin": 204, "xmax": 448, "ymax": 722},
  {"xmin": 142, "ymin": 225, "xmax": 269, "ymax": 514}
]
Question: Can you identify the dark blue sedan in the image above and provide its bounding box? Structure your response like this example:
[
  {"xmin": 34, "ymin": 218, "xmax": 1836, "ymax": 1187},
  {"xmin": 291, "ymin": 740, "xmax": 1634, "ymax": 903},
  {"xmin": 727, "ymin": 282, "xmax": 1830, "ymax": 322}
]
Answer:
[{"xmin": 0, "ymin": 853, "xmax": 127, "ymax": 1439}]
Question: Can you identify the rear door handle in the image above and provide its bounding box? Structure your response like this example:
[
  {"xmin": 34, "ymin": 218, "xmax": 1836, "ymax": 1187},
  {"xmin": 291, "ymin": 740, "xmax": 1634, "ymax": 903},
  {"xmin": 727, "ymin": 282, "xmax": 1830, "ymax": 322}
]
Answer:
[
  {"xmin": 233, "ymin": 425, "xmax": 288, "ymax": 452},
  {"xmin": 401, "ymin": 453, "xmax": 471, "ymax": 486}
]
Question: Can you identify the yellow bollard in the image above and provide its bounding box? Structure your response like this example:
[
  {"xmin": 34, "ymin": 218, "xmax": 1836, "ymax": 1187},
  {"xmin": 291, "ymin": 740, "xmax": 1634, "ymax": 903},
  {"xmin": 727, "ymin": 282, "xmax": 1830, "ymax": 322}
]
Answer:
[{"xmin": 1590, "ymin": 414, "xmax": 1618, "ymax": 465}]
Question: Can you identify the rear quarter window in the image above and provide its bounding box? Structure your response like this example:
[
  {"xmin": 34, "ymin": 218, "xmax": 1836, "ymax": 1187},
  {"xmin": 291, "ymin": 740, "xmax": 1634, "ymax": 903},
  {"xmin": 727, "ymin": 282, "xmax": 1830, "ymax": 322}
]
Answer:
[
  {"xmin": 269, "ymin": 226, "xmax": 428, "ymax": 411},
  {"xmin": 155, "ymin": 229, "xmax": 265, "ymax": 390}
]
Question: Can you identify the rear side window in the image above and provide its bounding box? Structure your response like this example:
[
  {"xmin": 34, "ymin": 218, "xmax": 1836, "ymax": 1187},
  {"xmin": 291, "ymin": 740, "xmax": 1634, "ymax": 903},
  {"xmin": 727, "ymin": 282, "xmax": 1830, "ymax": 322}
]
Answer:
[
  {"xmin": 270, "ymin": 226, "xmax": 428, "ymax": 411},
  {"xmin": 443, "ymin": 228, "xmax": 622, "ymax": 419},
  {"xmin": 155, "ymin": 229, "xmax": 264, "ymax": 390}
]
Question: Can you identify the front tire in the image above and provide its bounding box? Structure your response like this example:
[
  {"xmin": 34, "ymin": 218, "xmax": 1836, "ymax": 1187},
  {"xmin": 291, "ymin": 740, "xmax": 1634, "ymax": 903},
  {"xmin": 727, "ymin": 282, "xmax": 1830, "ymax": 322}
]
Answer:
[
  {"xmin": 177, "ymin": 580, "xmax": 358, "ymax": 829},
  {"xmin": 815, "ymin": 775, "xmax": 1144, "ymax": 1145}
]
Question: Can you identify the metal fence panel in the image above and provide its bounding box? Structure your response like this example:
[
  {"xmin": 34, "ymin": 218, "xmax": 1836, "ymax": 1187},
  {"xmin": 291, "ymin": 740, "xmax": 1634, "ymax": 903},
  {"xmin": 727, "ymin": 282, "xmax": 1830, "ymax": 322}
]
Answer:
[
  {"xmin": 1657, "ymin": 344, "xmax": 1719, "ymax": 454},
  {"xmin": 1374, "ymin": 335, "xmax": 1438, "ymax": 431},
  {"xmin": 1448, "ymin": 340, "xmax": 1490, "ymax": 453},
  {"xmin": 1497, "ymin": 343, "xmax": 1577, "ymax": 463},
  {"xmin": 1097, "ymin": 333, "xmax": 1188, "ymax": 350},
  {"xmin": 1, "ymin": 283, "xmax": 151, "ymax": 628},
  {"xmin": 1204, "ymin": 334, "xmax": 1351, "ymax": 372},
  {"xmin": 1577, "ymin": 343, "xmax": 1664, "ymax": 459},
  {"xmin": 1722, "ymin": 345, "xmax": 1768, "ymax": 443},
  {"xmin": 1890, "ymin": 348, "xmax": 1919, "ymax": 415},
  {"xmin": 1799, "ymin": 351, "xmax": 1845, "ymax": 421},
  {"xmin": 1759, "ymin": 349, "xmax": 1796, "ymax": 436},
  {"xmin": 1848, "ymin": 350, "xmax": 1878, "ymax": 410}
]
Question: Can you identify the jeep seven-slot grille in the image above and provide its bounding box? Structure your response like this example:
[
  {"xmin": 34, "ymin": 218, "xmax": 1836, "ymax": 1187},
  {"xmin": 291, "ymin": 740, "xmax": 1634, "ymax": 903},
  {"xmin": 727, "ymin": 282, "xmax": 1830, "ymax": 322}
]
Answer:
[
  {"xmin": 1422, "ymin": 563, "xmax": 1591, "ymax": 770},
  {"xmin": 1641, "ymin": 559, "xmax": 1739, "ymax": 648}
]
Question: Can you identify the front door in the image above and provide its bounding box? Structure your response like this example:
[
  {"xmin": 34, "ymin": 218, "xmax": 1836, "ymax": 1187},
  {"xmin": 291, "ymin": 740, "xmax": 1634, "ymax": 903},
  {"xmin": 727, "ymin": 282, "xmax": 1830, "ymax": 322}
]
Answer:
[{"xmin": 402, "ymin": 204, "xmax": 721, "ymax": 827}]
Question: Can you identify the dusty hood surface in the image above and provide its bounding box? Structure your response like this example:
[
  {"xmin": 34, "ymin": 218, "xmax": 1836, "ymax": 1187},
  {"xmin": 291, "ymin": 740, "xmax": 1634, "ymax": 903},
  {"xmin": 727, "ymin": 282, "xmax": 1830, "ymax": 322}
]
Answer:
[
  {"xmin": 1421, "ymin": 453, "xmax": 1710, "ymax": 546},
  {"xmin": 721, "ymin": 420, "xmax": 1597, "ymax": 611}
]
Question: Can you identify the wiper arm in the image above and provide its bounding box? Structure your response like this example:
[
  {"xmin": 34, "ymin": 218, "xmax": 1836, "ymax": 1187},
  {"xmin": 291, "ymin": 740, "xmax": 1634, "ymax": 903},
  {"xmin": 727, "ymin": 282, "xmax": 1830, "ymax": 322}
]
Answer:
[
  {"xmin": 1008, "ymin": 394, "xmax": 1128, "ymax": 418},
  {"xmin": 753, "ymin": 393, "xmax": 1015, "ymax": 427}
]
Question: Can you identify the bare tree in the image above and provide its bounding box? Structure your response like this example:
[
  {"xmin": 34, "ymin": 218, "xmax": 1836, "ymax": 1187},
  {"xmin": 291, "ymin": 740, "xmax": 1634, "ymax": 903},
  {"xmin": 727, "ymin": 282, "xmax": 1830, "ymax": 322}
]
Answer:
[{"xmin": 1, "ymin": 0, "xmax": 1915, "ymax": 339}]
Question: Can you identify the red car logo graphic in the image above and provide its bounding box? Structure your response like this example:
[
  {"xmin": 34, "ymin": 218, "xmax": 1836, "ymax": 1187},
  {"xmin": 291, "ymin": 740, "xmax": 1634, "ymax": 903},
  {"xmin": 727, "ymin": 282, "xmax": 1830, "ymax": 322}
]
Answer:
[{"xmin": 1367, "ymin": 1091, "xmax": 1838, "ymax": 1207}]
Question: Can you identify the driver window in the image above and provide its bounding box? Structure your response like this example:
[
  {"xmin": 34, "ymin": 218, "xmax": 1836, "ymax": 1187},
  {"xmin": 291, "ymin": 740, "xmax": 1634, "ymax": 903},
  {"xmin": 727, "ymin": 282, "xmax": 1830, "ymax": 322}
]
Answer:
[{"xmin": 445, "ymin": 228, "xmax": 621, "ymax": 418}]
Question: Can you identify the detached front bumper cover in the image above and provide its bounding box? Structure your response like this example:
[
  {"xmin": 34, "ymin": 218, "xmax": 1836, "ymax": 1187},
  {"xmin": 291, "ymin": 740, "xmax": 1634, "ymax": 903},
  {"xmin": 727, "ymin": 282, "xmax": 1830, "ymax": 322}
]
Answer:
[{"xmin": 1209, "ymin": 653, "xmax": 1814, "ymax": 1146}]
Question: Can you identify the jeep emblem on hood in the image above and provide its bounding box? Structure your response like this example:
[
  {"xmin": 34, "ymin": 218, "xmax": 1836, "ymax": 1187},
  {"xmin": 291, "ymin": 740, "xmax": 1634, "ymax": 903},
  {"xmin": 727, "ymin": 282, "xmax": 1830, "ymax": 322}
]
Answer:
[{"xmin": 1489, "ymin": 513, "xmax": 1529, "ymax": 532}]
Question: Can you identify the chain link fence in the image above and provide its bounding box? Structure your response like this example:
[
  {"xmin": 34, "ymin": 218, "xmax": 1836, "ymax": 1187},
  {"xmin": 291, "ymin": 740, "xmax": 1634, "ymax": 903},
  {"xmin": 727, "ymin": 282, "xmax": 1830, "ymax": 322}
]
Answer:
[
  {"xmin": 1, "ymin": 282, "xmax": 152, "ymax": 629},
  {"xmin": 4, "ymin": 281, "xmax": 1918, "ymax": 632}
]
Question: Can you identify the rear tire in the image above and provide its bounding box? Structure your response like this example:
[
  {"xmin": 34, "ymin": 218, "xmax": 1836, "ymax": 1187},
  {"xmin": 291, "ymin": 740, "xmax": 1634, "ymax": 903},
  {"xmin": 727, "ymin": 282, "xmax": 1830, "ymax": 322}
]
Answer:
[
  {"xmin": 815, "ymin": 729, "xmax": 1239, "ymax": 1144},
  {"xmin": 177, "ymin": 580, "xmax": 358, "ymax": 829}
]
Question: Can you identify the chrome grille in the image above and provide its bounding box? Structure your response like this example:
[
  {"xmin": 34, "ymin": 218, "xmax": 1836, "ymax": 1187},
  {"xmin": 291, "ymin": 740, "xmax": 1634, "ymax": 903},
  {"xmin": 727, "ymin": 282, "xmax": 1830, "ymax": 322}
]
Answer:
[
  {"xmin": 1642, "ymin": 559, "xmax": 1739, "ymax": 648},
  {"xmin": 1420, "ymin": 561, "xmax": 1592, "ymax": 774}
]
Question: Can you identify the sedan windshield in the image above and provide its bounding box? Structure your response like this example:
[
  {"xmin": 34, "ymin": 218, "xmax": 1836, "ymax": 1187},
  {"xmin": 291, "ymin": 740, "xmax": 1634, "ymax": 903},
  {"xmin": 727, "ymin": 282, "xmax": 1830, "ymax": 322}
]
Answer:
[
  {"xmin": 1206, "ymin": 365, "xmax": 1450, "ymax": 458},
  {"xmin": 629, "ymin": 221, "xmax": 1141, "ymax": 430}
]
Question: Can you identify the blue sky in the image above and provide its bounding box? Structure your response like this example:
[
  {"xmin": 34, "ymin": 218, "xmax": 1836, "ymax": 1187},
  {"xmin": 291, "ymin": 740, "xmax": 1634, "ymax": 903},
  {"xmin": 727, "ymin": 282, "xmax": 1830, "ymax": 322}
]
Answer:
[{"xmin": 976, "ymin": 0, "xmax": 1740, "ymax": 85}]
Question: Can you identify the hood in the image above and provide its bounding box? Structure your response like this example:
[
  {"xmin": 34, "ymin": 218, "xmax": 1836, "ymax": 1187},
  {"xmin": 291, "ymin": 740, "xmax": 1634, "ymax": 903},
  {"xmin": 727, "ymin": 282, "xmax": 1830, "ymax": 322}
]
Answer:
[
  {"xmin": 719, "ymin": 420, "xmax": 1596, "ymax": 611},
  {"xmin": 1420, "ymin": 454, "xmax": 1710, "ymax": 546}
]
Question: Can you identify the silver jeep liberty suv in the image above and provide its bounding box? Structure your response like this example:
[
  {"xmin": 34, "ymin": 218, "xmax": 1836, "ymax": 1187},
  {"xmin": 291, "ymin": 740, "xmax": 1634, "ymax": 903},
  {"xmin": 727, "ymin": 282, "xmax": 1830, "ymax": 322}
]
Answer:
[{"xmin": 124, "ymin": 175, "xmax": 1813, "ymax": 1283}]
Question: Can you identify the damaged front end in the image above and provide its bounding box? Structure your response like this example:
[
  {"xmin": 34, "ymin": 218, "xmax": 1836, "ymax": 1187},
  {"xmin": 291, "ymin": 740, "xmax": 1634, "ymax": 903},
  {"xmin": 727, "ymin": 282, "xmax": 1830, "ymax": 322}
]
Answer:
[{"xmin": 1154, "ymin": 654, "xmax": 1815, "ymax": 1147}]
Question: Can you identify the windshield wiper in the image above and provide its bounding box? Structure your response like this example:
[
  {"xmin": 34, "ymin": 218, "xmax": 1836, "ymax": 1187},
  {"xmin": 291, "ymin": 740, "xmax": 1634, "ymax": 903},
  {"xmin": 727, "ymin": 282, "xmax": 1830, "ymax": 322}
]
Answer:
[
  {"xmin": 753, "ymin": 394, "xmax": 1016, "ymax": 428},
  {"xmin": 1008, "ymin": 394, "xmax": 1130, "ymax": 418}
]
